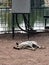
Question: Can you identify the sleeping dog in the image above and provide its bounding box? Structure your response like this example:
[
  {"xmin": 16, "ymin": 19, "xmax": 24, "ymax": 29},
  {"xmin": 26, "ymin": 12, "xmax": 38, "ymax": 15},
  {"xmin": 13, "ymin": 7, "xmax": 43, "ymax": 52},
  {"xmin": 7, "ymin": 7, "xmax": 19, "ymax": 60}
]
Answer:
[{"xmin": 13, "ymin": 41, "xmax": 45, "ymax": 51}]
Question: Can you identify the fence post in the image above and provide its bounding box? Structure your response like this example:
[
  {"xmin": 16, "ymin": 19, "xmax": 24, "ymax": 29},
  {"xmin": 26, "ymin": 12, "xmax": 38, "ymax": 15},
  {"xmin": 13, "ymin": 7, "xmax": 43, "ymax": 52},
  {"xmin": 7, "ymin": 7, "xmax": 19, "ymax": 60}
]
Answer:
[{"xmin": 12, "ymin": 13, "xmax": 15, "ymax": 38}]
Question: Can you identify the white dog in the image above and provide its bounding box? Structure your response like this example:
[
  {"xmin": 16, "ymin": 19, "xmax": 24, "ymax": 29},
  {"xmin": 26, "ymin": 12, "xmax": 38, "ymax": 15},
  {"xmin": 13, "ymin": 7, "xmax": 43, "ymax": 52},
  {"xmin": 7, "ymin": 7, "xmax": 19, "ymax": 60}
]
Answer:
[{"xmin": 13, "ymin": 41, "xmax": 45, "ymax": 51}]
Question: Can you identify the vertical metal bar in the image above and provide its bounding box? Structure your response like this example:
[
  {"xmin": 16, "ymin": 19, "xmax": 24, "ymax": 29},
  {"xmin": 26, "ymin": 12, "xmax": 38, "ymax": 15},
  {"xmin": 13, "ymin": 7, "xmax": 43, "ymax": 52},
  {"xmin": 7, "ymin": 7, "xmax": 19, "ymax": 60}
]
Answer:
[
  {"xmin": 12, "ymin": 13, "xmax": 15, "ymax": 38},
  {"xmin": 4, "ymin": 8, "xmax": 7, "ymax": 33},
  {"xmin": 1, "ymin": 8, "xmax": 2, "ymax": 25},
  {"xmin": 45, "ymin": 18, "xmax": 47, "ymax": 29},
  {"xmin": 15, "ymin": 13, "xmax": 18, "ymax": 32},
  {"xmin": 4, "ymin": 0, "xmax": 7, "ymax": 33},
  {"xmin": 0, "ymin": 0, "xmax": 3, "ymax": 33},
  {"xmin": 27, "ymin": 13, "xmax": 30, "ymax": 40},
  {"xmin": 7, "ymin": 8, "xmax": 9, "ymax": 33}
]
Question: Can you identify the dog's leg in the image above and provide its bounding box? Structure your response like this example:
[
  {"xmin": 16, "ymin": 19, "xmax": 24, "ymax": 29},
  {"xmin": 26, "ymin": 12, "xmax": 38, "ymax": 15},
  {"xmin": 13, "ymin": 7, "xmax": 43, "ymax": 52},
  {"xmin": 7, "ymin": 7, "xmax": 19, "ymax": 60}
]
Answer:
[
  {"xmin": 13, "ymin": 47, "xmax": 21, "ymax": 50},
  {"xmin": 35, "ymin": 44, "xmax": 45, "ymax": 49},
  {"xmin": 39, "ymin": 46, "xmax": 46, "ymax": 49},
  {"xmin": 27, "ymin": 47, "xmax": 36, "ymax": 51}
]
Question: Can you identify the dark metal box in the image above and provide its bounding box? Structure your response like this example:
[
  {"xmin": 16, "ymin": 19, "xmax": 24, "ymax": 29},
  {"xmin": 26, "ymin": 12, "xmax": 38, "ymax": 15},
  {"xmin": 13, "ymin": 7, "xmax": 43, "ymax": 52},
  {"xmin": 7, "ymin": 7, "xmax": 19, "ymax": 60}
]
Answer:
[{"xmin": 12, "ymin": 0, "xmax": 30, "ymax": 13}]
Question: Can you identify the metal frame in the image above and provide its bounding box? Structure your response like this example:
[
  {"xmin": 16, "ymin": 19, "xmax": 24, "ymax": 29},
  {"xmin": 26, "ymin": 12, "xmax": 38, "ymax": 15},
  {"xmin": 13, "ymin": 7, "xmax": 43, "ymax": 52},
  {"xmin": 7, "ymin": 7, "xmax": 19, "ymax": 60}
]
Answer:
[{"xmin": 12, "ymin": 13, "xmax": 31, "ymax": 39}]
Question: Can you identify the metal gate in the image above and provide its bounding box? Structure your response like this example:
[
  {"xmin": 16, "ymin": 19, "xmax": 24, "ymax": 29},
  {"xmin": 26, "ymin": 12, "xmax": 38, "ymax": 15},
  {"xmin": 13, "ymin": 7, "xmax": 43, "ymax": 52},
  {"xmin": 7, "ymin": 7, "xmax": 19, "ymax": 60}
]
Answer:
[{"xmin": 0, "ymin": 0, "xmax": 49, "ymax": 34}]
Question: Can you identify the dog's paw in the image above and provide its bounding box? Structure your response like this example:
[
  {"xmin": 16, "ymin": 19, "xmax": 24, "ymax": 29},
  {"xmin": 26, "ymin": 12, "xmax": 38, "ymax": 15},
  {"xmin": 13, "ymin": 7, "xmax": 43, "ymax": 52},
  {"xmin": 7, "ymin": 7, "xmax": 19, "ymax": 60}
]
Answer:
[{"xmin": 39, "ymin": 46, "xmax": 46, "ymax": 49}]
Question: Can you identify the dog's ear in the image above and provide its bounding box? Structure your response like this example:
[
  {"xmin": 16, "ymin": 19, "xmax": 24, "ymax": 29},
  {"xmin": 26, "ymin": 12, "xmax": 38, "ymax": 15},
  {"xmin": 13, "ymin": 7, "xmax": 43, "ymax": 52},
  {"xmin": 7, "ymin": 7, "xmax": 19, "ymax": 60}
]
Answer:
[{"xmin": 16, "ymin": 42, "xmax": 19, "ymax": 45}]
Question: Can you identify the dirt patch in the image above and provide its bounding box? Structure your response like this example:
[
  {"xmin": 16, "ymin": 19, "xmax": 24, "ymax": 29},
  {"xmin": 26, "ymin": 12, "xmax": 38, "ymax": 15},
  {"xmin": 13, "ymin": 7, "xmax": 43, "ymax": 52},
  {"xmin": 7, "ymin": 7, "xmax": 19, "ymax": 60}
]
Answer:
[{"xmin": 0, "ymin": 33, "xmax": 49, "ymax": 65}]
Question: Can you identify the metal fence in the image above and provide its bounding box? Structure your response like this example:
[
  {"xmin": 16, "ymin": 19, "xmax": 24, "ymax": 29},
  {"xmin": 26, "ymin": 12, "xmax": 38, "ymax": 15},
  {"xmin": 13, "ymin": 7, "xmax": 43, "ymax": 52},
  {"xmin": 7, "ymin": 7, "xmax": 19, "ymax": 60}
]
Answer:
[
  {"xmin": 0, "ymin": 0, "xmax": 49, "ymax": 34},
  {"xmin": 0, "ymin": 0, "xmax": 12, "ymax": 34}
]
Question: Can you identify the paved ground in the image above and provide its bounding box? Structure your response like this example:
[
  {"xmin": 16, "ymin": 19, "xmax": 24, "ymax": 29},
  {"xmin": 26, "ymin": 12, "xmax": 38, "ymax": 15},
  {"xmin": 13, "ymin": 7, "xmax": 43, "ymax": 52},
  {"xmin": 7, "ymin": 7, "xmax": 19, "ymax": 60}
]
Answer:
[{"xmin": 0, "ymin": 33, "xmax": 49, "ymax": 65}]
